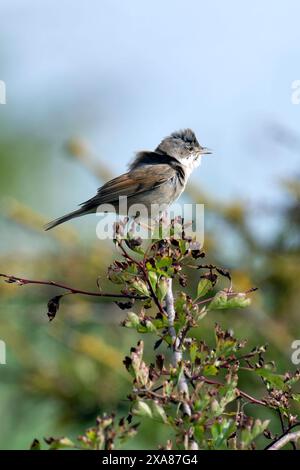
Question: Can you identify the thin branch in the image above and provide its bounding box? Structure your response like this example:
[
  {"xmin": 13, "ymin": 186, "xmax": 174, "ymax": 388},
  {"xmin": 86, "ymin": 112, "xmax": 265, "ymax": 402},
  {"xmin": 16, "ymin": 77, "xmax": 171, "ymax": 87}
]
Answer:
[
  {"xmin": 192, "ymin": 374, "xmax": 266, "ymax": 407},
  {"xmin": 195, "ymin": 288, "xmax": 257, "ymax": 307},
  {"xmin": 267, "ymin": 430, "xmax": 300, "ymax": 450},
  {"xmin": 264, "ymin": 422, "xmax": 300, "ymax": 450},
  {"xmin": 237, "ymin": 389, "xmax": 266, "ymax": 407},
  {"xmin": 276, "ymin": 408, "xmax": 296, "ymax": 450},
  {"xmin": 134, "ymin": 388, "xmax": 182, "ymax": 405},
  {"xmin": 0, "ymin": 273, "xmax": 146, "ymax": 300}
]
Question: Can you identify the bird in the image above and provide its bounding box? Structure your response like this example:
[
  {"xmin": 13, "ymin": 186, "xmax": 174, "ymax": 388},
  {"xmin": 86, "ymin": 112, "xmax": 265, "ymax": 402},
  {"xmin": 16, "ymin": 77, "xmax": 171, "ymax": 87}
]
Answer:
[{"xmin": 44, "ymin": 129, "xmax": 211, "ymax": 231}]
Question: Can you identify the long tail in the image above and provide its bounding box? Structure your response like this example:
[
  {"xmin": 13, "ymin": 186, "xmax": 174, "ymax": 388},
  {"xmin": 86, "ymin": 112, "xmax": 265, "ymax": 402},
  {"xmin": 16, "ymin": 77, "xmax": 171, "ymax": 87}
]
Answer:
[{"xmin": 44, "ymin": 208, "xmax": 89, "ymax": 231}]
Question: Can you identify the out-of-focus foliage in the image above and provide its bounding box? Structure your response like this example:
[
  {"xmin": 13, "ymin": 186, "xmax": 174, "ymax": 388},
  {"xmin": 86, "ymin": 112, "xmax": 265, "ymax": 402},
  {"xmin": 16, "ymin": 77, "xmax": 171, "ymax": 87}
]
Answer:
[{"xmin": 1, "ymin": 130, "xmax": 300, "ymax": 449}]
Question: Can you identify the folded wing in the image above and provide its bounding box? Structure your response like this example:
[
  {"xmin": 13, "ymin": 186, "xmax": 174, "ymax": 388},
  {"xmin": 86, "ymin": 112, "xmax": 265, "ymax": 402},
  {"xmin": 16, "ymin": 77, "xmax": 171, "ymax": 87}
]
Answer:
[{"xmin": 80, "ymin": 164, "xmax": 176, "ymax": 210}]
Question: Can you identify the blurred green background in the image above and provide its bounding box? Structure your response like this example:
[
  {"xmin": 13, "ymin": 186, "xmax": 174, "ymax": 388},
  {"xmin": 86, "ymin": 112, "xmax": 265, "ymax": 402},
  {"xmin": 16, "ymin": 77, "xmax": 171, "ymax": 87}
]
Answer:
[{"xmin": 0, "ymin": 0, "xmax": 300, "ymax": 449}]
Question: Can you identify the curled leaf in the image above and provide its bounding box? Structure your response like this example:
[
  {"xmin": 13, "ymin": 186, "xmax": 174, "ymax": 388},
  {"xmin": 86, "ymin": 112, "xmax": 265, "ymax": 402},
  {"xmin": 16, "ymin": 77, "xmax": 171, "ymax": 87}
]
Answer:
[
  {"xmin": 151, "ymin": 401, "xmax": 168, "ymax": 423},
  {"xmin": 115, "ymin": 300, "xmax": 134, "ymax": 310},
  {"xmin": 157, "ymin": 278, "xmax": 168, "ymax": 302},
  {"xmin": 47, "ymin": 295, "xmax": 63, "ymax": 321},
  {"xmin": 132, "ymin": 279, "xmax": 150, "ymax": 297},
  {"xmin": 30, "ymin": 439, "xmax": 41, "ymax": 450},
  {"xmin": 131, "ymin": 400, "xmax": 153, "ymax": 419},
  {"xmin": 196, "ymin": 278, "xmax": 213, "ymax": 299},
  {"xmin": 216, "ymin": 267, "xmax": 231, "ymax": 281}
]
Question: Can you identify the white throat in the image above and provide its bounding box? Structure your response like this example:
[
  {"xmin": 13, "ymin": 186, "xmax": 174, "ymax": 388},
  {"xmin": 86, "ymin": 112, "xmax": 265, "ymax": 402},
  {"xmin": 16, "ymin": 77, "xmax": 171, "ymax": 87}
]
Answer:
[{"xmin": 181, "ymin": 155, "xmax": 202, "ymax": 179}]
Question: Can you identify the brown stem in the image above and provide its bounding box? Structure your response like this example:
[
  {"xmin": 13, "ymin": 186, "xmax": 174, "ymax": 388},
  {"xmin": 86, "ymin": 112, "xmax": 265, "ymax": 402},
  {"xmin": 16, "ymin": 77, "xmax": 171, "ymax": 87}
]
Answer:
[
  {"xmin": 192, "ymin": 374, "xmax": 266, "ymax": 407},
  {"xmin": 195, "ymin": 288, "xmax": 257, "ymax": 307},
  {"xmin": 0, "ymin": 273, "xmax": 146, "ymax": 300}
]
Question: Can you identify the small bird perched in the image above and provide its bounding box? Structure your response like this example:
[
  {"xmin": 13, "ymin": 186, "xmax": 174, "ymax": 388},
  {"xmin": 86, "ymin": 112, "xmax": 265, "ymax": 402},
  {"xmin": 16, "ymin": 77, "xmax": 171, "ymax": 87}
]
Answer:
[{"xmin": 45, "ymin": 129, "xmax": 211, "ymax": 230}]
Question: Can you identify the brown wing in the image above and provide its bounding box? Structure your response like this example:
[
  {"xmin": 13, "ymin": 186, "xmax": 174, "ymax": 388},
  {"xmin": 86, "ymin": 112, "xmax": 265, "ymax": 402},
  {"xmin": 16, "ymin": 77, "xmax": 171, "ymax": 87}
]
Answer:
[{"xmin": 80, "ymin": 164, "xmax": 176, "ymax": 209}]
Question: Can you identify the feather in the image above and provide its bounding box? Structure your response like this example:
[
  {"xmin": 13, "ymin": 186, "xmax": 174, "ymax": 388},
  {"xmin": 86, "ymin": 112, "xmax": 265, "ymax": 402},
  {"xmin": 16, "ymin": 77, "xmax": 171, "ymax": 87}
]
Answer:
[{"xmin": 129, "ymin": 150, "xmax": 180, "ymax": 170}]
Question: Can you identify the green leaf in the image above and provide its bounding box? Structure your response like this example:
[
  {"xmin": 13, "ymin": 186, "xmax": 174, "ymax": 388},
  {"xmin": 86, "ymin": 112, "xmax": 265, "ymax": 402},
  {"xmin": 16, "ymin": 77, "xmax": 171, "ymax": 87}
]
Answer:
[
  {"xmin": 226, "ymin": 294, "xmax": 251, "ymax": 309},
  {"xmin": 196, "ymin": 306, "xmax": 208, "ymax": 321},
  {"xmin": 123, "ymin": 313, "xmax": 156, "ymax": 334},
  {"xmin": 203, "ymin": 364, "xmax": 219, "ymax": 376},
  {"xmin": 209, "ymin": 292, "xmax": 251, "ymax": 311},
  {"xmin": 174, "ymin": 292, "xmax": 187, "ymax": 315},
  {"xmin": 189, "ymin": 342, "xmax": 198, "ymax": 363},
  {"xmin": 156, "ymin": 257, "xmax": 173, "ymax": 269},
  {"xmin": 142, "ymin": 320, "xmax": 157, "ymax": 333},
  {"xmin": 194, "ymin": 395, "xmax": 211, "ymax": 413},
  {"xmin": 208, "ymin": 291, "xmax": 228, "ymax": 310},
  {"xmin": 193, "ymin": 424, "xmax": 205, "ymax": 443},
  {"xmin": 131, "ymin": 400, "xmax": 153, "ymax": 419},
  {"xmin": 254, "ymin": 368, "xmax": 286, "ymax": 389},
  {"xmin": 196, "ymin": 279, "xmax": 213, "ymax": 299},
  {"xmin": 132, "ymin": 279, "xmax": 150, "ymax": 297},
  {"xmin": 211, "ymin": 419, "xmax": 236, "ymax": 450},
  {"xmin": 241, "ymin": 419, "xmax": 269, "ymax": 449},
  {"xmin": 157, "ymin": 278, "xmax": 168, "ymax": 302},
  {"xmin": 163, "ymin": 380, "xmax": 173, "ymax": 397},
  {"xmin": 292, "ymin": 393, "xmax": 300, "ymax": 403},
  {"xmin": 148, "ymin": 271, "xmax": 158, "ymax": 291},
  {"xmin": 151, "ymin": 401, "xmax": 168, "ymax": 424},
  {"xmin": 86, "ymin": 429, "xmax": 97, "ymax": 442},
  {"xmin": 179, "ymin": 240, "xmax": 188, "ymax": 254},
  {"xmin": 286, "ymin": 374, "xmax": 300, "ymax": 387},
  {"xmin": 124, "ymin": 312, "xmax": 140, "ymax": 328}
]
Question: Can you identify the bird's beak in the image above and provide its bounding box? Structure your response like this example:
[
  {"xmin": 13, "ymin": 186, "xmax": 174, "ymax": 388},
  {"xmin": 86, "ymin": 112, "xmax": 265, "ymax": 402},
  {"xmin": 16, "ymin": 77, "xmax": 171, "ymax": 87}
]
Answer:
[{"xmin": 199, "ymin": 147, "xmax": 212, "ymax": 155}]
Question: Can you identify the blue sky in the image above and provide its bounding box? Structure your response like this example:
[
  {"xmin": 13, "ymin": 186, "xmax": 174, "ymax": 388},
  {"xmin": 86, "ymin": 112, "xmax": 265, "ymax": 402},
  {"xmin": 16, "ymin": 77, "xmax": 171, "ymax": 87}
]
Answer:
[{"xmin": 1, "ymin": 0, "xmax": 300, "ymax": 216}]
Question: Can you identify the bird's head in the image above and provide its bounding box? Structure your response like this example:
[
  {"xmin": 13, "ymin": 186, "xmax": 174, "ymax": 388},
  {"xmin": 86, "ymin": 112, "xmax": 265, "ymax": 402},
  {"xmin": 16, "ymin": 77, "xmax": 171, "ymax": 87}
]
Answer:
[{"xmin": 156, "ymin": 129, "xmax": 211, "ymax": 169}]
